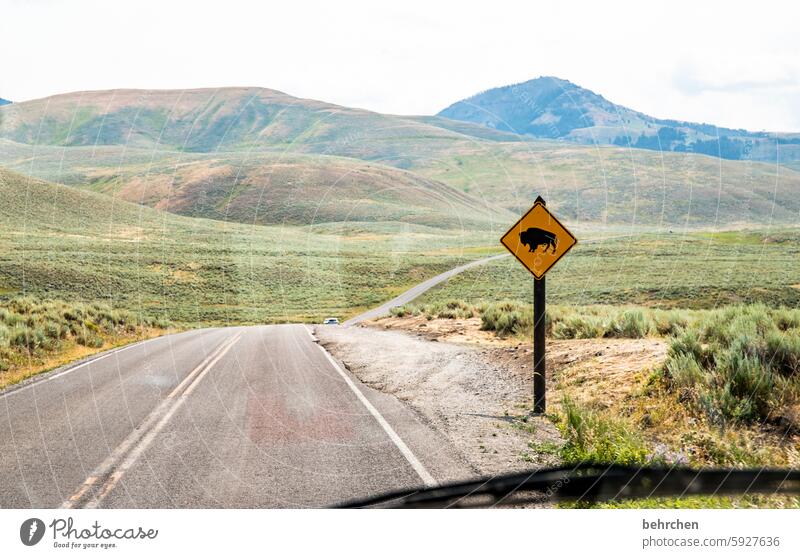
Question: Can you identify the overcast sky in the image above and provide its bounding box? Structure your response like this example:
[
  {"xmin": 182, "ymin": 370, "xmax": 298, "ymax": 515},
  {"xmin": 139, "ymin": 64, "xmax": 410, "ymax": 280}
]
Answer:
[{"xmin": 2, "ymin": 0, "xmax": 798, "ymax": 132}]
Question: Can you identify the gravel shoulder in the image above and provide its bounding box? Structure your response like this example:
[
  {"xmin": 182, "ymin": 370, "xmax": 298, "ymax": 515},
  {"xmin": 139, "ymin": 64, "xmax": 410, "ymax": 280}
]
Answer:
[
  {"xmin": 315, "ymin": 324, "xmax": 562, "ymax": 477},
  {"xmin": 316, "ymin": 315, "xmax": 670, "ymax": 479}
]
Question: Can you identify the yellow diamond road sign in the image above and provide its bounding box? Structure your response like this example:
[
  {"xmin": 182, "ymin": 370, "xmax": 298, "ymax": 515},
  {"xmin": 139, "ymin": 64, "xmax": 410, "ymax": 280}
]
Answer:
[{"xmin": 500, "ymin": 200, "xmax": 577, "ymax": 279}]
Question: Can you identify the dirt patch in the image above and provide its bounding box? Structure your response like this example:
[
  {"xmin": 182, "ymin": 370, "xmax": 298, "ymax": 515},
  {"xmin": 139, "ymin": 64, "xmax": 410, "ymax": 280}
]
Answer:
[
  {"xmin": 547, "ymin": 338, "xmax": 667, "ymax": 409},
  {"xmin": 334, "ymin": 315, "xmax": 670, "ymax": 471},
  {"xmin": 372, "ymin": 316, "xmax": 668, "ymax": 411},
  {"xmin": 356, "ymin": 315, "xmax": 800, "ymax": 477},
  {"xmin": 147, "ymin": 264, "xmax": 201, "ymax": 285},
  {"xmin": 373, "ymin": 314, "xmax": 512, "ymax": 347},
  {"xmin": 116, "ymin": 174, "xmax": 174, "ymax": 206}
]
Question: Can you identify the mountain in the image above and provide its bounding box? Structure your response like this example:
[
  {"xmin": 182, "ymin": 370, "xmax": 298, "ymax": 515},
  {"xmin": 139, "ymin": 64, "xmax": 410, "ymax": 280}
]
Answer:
[
  {"xmin": 0, "ymin": 88, "xmax": 513, "ymax": 228},
  {"xmin": 438, "ymin": 76, "xmax": 800, "ymax": 163}
]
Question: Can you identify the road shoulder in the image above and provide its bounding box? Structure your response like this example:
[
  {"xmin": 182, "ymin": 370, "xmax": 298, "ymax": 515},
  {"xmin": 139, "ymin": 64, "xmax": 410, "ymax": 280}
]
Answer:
[{"xmin": 315, "ymin": 324, "xmax": 562, "ymax": 477}]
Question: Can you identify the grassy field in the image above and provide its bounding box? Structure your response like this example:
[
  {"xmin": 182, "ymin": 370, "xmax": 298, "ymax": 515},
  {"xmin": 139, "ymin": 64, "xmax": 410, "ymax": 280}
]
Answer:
[
  {"xmin": 4, "ymin": 163, "xmax": 797, "ymax": 338},
  {"xmin": 414, "ymin": 229, "xmax": 800, "ymax": 309},
  {"xmin": 392, "ymin": 298, "xmax": 800, "ymax": 429},
  {"xmin": 409, "ymin": 228, "xmax": 800, "ymax": 443},
  {"xmin": 391, "ymin": 298, "xmax": 800, "ymax": 509},
  {"xmin": 0, "ymin": 167, "xmax": 493, "ymax": 325}
]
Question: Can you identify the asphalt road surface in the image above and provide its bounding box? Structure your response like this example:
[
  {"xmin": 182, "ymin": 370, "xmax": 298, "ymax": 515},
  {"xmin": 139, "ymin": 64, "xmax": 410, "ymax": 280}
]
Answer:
[{"xmin": 1, "ymin": 325, "xmax": 473, "ymax": 508}]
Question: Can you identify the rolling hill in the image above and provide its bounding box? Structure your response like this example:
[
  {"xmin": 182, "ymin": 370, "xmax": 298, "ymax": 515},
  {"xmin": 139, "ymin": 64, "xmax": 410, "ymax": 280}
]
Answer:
[
  {"xmin": 3, "ymin": 86, "xmax": 800, "ymax": 228},
  {"xmin": 0, "ymin": 87, "xmax": 502, "ymax": 154},
  {"xmin": 438, "ymin": 76, "xmax": 800, "ymax": 163},
  {"xmin": 0, "ymin": 139, "xmax": 507, "ymax": 228},
  {"xmin": 0, "ymin": 165, "xmax": 491, "ymax": 322}
]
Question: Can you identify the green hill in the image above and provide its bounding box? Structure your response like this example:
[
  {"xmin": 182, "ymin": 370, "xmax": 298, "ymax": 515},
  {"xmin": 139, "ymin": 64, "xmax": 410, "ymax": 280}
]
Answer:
[
  {"xmin": 0, "ymin": 140, "xmax": 506, "ymax": 228},
  {"xmin": 0, "ymin": 87, "xmax": 491, "ymax": 152},
  {"xmin": 405, "ymin": 141, "xmax": 800, "ymax": 224}
]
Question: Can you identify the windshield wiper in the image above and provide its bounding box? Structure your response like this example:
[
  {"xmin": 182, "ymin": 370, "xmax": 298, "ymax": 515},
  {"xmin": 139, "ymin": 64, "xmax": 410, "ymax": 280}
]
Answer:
[{"xmin": 337, "ymin": 464, "xmax": 800, "ymax": 508}]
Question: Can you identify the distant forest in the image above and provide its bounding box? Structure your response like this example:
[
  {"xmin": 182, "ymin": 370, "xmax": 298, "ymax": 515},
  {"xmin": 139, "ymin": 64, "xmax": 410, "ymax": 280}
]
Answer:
[{"xmin": 613, "ymin": 126, "xmax": 800, "ymax": 160}]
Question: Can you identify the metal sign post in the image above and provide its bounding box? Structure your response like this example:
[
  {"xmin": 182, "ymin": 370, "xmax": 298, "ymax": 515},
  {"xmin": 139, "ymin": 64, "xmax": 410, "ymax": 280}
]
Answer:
[
  {"xmin": 533, "ymin": 275, "xmax": 546, "ymax": 414},
  {"xmin": 499, "ymin": 195, "xmax": 576, "ymax": 415}
]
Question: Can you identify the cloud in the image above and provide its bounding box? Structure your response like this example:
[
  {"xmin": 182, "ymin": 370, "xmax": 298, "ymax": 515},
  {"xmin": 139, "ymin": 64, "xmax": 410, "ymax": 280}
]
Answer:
[{"xmin": 673, "ymin": 58, "xmax": 800, "ymax": 96}]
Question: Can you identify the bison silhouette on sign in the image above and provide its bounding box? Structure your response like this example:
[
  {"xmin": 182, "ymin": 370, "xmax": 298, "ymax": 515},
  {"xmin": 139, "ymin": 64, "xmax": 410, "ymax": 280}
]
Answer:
[{"xmin": 520, "ymin": 227, "xmax": 558, "ymax": 254}]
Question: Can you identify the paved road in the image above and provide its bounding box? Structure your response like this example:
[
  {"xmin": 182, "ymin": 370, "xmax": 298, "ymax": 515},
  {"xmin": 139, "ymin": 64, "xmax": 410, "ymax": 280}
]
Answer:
[
  {"xmin": 1, "ymin": 236, "xmax": 629, "ymax": 508},
  {"xmin": 0, "ymin": 325, "xmax": 472, "ymax": 508},
  {"xmin": 344, "ymin": 253, "xmax": 509, "ymax": 325},
  {"xmin": 344, "ymin": 235, "xmax": 625, "ymax": 325}
]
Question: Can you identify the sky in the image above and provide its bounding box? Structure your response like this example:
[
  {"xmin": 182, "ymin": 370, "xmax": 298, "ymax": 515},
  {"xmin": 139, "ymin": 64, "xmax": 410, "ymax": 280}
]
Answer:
[{"xmin": 1, "ymin": 0, "xmax": 799, "ymax": 132}]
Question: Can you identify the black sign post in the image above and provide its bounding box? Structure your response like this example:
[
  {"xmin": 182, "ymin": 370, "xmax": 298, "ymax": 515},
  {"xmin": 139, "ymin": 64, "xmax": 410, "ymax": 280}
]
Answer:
[
  {"xmin": 533, "ymin": 275, "xmax": 546, "ymax": 414},
  {"xmin": 500, "ymin": 194, "xmax": 576, "ymax": 416},
  {"xmin": 532, "ymin": 196, "xmax": 547, "ymax": 414}
]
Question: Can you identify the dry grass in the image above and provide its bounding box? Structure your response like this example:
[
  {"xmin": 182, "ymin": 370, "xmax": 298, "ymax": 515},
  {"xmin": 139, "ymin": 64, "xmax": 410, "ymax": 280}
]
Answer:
[
  {"xmin": 0, "ymin": 296, "xmax": 173, "ymax": 390},
  {"xmin": 0, "ymin": 327, "xmax": 170, "ymax": 390}
]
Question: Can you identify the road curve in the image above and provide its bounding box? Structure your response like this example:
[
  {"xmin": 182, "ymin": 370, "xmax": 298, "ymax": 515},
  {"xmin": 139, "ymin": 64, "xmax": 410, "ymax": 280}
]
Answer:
[
  {"xmin": 343, "ymin": 234, "xmax": 621, "ymax": 325},
  {"xmin": 344, "ymin": 253, "xmax": 509, "ymax": 325}
]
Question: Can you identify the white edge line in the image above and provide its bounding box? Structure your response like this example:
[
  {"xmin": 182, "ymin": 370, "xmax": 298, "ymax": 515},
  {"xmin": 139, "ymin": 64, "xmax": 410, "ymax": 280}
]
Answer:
[
  {"xmin": 1, "ymin": 337, "xmax": 154, "ymax": 399},
  {"xmin": 304, "ymin": 325, "xmax": 437, "ymax": 488}
]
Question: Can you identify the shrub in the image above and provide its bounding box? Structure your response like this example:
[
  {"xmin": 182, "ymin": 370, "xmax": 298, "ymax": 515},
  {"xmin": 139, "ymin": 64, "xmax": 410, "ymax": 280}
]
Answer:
[
  {"xmin": 0, "ymin": 296, "xmax": 169, "ymax": 373},
  {"xmin": 153, "ymin": 318, "xmax": 172, "ymax": 329},
  {"xmin": 607, "ymin": 309, "xmax": 653, "ymax": 338},
  {"xmin": 76, "ymin": 332, "xmax": 104, "ymax": 348},
  {"xmin": 476, "ymin": 303, "xmax": 684, "ymax": 340},
  {"xmin": 437, "ymin": 300, "xmax": 474, "ymax": 319},
  {"xmin": 552, "ymin": 315, "xmax": 605, "ymax": 339},
  {"xmin": 389, "ymin": 306, "xmax": 410, "ymax": 318},
  {"xmin": 680, "ymin": 431, "xmax": 769, "ymax": 467},
  {"xmin": 0, "ymin": 310, "xmax": 24, "ymax": 327},
  {"xmin": 653, "ymin": 310, "xmax": 688, "ymax": 336},
  {"xmin": 713, "ymin": 350, "xmax": 774, "ymax": 421},
  {"xmin": 9, "ymin": 326, "xmax": 32, "ymax": 348},
  {"xmin": 666, "ymin": 353, "xmax": 704, "ymax": 394},
  {"xmin": 480, "ymin": 300, "xmax": 531, "ymax": 336},
  {"xmin": 773, "ymin": 307, "xmax": 800, "ymax": 331},
  {"xmin": 44, "ymin": 322, "xmax": 62, "ymax": 340},
  {"xmin": 663, "ymin": 304, "xmax": 800, "ymax": 427},
  {"xmin": 764, "ymin": 330, "xmax": 800, "ymax": 376},
  {"xmin": 669, "ymin": 328, "xmax": 705, "ymax": 363}
]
